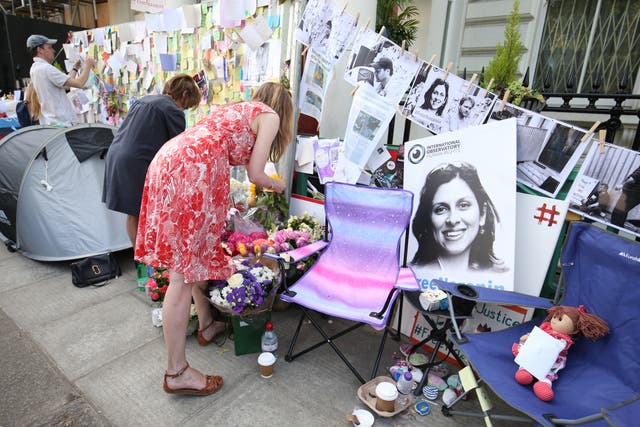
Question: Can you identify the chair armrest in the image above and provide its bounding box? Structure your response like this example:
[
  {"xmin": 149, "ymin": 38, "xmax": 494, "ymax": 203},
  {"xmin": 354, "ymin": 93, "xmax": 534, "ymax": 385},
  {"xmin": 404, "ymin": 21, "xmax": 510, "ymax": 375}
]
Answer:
[
  {"xmin": 262, "ymin": 240, "xmax": 328, "ymax": 264},
  {"xmin": 395, "ymin": 267, "xmax": 421, "ymax": 292},
  {"xmin": 601, "ymin": 397, "xmax": 640, "ymax": 426},
  {"xmin": 432, "ymin": 279, "xmax": 554, "ymax": 309}
]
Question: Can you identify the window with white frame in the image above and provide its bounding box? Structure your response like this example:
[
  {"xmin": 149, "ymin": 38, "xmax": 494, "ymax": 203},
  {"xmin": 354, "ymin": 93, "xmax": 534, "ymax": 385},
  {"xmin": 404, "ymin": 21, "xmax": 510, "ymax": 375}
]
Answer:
[{"xmin": 533, "ymin": 0, "xmax": 640, "ymax": 93}]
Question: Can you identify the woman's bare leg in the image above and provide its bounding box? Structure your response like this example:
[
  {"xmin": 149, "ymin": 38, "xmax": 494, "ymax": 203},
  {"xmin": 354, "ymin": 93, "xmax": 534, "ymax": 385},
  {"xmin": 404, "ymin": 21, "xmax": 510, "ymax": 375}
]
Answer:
[
  {"xmin": 126, "ymin": 215, "xmax": 138, "ymax": 248},
  {"xmin": 192, "ymin": 281, "xmax": 225, "ymax": 341},
  {"xmin": 163, "ymin": 269, "xmax": 207, "ymax": 389}
]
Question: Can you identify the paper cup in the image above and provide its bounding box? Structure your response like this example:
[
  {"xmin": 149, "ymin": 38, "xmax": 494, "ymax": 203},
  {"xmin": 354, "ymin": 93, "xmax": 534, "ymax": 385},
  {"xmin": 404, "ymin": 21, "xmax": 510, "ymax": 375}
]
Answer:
[
  {"xmin": 375, "ymin": 381, "xmax": 398, "ymax": 412},
  {"xmin": 258, "ymin": 352, "xmax": 276, "ymax": 378}
]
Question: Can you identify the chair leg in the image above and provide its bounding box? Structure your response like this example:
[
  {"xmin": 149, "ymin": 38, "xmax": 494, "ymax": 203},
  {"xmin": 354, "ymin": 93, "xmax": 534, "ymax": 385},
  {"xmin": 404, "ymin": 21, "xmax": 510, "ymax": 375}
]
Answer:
[
  {"xmin": 285, "ymin": 309, "xmax": 307, "ymax": 362},
  {"xmin": 413, "ymin": 336, "xmax": 445, "ymax": 396}
]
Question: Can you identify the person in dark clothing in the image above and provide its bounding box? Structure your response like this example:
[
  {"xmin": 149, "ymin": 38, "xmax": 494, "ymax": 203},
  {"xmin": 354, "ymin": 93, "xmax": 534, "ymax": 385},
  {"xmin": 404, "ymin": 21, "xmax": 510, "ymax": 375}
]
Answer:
[
  {"xmin": 103, "ymin": 74, "xmax": 201, "ymax": 247},
  {"xmin": 611, "ymin": 166, "xmax": 640, "ymax": 229}
]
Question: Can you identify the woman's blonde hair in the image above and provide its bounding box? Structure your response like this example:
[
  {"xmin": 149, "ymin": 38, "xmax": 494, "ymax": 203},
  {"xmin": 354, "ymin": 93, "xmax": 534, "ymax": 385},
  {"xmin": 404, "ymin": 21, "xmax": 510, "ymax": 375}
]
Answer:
[
  {"xmin": 25, "ymin": 82, "xmax": 41, "ymax": 121},
  {"xmin": 251, "ymin": 82, "xmax": 294, "ymax": 162},
  {"xmin": 162, "ymin": 74, "xmax": 201, "ymax": 110}
]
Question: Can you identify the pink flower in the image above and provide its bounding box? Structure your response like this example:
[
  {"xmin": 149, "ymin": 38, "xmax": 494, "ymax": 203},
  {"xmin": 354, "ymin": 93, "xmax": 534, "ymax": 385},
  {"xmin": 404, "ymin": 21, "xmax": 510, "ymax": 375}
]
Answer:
[{"xmin": 151, "ymin": 293, "xmax": 160, "ymax": 301}]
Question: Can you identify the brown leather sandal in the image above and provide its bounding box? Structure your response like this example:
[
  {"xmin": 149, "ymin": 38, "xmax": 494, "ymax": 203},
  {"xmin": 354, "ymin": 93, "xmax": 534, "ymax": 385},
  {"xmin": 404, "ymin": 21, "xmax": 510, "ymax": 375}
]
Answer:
[
  {"xmin": 163, "ymin": 363, "xmax": 223, "ymax": 396},
  {"xmin": 197, "ymin": 320, "xmax": 226, "ymax": 346}
]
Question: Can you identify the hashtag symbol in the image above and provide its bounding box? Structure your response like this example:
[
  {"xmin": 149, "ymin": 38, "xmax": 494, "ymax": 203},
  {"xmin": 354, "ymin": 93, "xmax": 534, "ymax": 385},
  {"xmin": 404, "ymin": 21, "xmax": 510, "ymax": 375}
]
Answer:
[{"xmin": 534, "ymin": 203, "xmax": 560, "ymax": 227}]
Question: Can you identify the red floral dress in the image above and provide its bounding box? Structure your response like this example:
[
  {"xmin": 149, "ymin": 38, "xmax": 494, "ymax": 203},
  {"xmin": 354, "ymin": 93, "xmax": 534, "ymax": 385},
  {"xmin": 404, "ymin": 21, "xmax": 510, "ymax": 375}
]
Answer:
[{"xmin": 135, "ymin": 101, "xmax": 276, "ymax": 283}]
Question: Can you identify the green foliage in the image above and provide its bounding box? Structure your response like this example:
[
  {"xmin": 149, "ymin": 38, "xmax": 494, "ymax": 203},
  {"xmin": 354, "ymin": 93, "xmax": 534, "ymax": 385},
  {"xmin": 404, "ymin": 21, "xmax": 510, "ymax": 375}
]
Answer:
[
  {"xmin": 483, "ymin": 0, "xmax": 525, "ymax": 91},
  {"xmin": 506, "ymin": 80, "xmax": 545, "ymax": 106},
  {"xmin": 376, "ymin": 0, "xmax": 420, "ymax": 48},
  {"xmin": 253, "ymin": 190, "xmax": 289, "ymax": 233}
]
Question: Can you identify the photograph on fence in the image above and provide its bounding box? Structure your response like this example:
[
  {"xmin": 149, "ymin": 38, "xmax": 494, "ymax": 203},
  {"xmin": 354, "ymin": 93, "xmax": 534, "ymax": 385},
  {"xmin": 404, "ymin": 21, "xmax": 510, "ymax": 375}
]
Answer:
[
  {"xmin": 487, "ymin": 103, "xmax": 591, "ymax": 197},
  {"xmin": 566, "ymin": 143, "xmax": 640, "ymax": 238},
  {"xmin": 343, "ymin": 29, "xmax": 420, "ymax": 106},
  {"xmin": 404, "ymin": 119, "xmax": 518, "ymax": 292}
]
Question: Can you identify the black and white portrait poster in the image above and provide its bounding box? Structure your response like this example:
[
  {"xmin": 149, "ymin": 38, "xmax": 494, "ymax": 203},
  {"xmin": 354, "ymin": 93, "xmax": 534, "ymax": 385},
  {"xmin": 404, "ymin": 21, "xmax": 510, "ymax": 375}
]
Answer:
[
  {"xmin": 324, "ymin": 6, "xmax": 358, "ymax": 63},
  {"xmin": 343, "ymin": 28, "xmax": 420, "ymax": 106},
  {"xmin": 294, "ymin": 0, "xmax": 340, "ymax": 59},
  {"xmin": 404, "ymin": 119, "xmax": 518, "ymax": 292},
  {"xmin": 332, "ymin": 85, "xmax": 396, "ymax": 184},
  {"xmin": 299, "ymin": 50, "xmax": 333, "ymax": 121},
  {"xmin": 403, "ymin": 62, "xmax": 496, "ymax": 135},
  {"xmin": 566, "ymin": 143, "xmax": 640, "ymax": 238},
  {"xmin": 486, "ymin": 103, "xmax": 591, "ymax": 197}
]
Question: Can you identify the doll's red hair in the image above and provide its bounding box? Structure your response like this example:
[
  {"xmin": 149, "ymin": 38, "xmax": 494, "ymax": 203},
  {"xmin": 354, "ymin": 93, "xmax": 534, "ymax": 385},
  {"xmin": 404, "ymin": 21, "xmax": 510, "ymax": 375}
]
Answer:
[{"xmin": 544, "ymin": 305, "xmax": 609, "ymax": 340}]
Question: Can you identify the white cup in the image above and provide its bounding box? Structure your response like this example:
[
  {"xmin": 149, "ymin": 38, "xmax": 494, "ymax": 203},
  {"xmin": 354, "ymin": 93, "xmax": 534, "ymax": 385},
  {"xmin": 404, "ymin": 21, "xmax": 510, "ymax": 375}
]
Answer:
[
  {"xmin": 258, "ymin": 352, "xmax": 276, "ymax": 378},
  {"xmin": 375, "ymin": 381, "xmax": 398, "ymax": 412}
]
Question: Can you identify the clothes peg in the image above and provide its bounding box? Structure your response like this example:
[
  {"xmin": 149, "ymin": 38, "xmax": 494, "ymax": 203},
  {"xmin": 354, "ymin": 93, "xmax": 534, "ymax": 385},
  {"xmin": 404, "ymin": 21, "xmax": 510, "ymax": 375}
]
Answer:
[
  {"xmin": 581, "ymin": 121, "xmax": 601, "ymax": 142},
  {"xmin": 341, "ymin": 1, "xmax": 348, "ymax": 14},
  {"xmin": 465, "ymin": 73, "xmax": 478, "ymax": 93},
  {"xmin": 376, "ymin": 26, "xmax": 386, "ymax": 42},
  {"xmin": 499, "ymin": 89, "xmax": 510, "ymax": 112},
  {"xmin": 425, "ymin": 54, "xmax": 437, "ymax": 70},
  {"xmin": 483, "ymin": 78, "xmax": 495, "ymax": 97},
  {"xmin": 400, "ymin": 40, "xmax": 406, "ymax": 57},
  {"xmin": 350, "ymin": 84, "xmax": 359, "ymax": 97},
  {"xmin": 361, "ymin": 17, "xmax": 371, "ymax": 32},
  {"xmin": 598, "ymin": 129, "xmax": 607, "ymax": 153},
  {"xmin": 443, "ymin": 62, "xmax": 453, "ymax": 80},
  {"xmin": 301, "ymin": 45, "xmax": 309, "ymax": 57},
  {"xmin": 353, "ymin": 12, "xmax": 360, "ymax": 26}
]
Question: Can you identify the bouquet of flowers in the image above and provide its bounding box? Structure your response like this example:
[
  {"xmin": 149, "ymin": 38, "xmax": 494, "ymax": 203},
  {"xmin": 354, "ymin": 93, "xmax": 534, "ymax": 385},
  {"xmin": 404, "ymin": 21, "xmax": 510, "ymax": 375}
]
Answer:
[
  {"xmin": 209, "ymin": 257, "xmax": 279, "ymax": 316},
  {"xmin": 146, "ymin": 268, "xmax": 169, "ymax": 302},
  {"xmin": 272, "ymin": 212, "xmax": 324, "ymax": 276}
]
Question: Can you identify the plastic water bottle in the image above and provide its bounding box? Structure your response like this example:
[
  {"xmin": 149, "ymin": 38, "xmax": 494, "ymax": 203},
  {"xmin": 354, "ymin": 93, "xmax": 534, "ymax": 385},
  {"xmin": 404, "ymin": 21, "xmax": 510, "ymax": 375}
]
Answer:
[
  {"xmin": 136, "ymin": 262, "xmax": 148, "ymax": 292},
  {"xmin": 261, "ymin": 321, "xmax": 278, "ymax": 359},
  {"xmin": 396, "ymin": 371, "xmax": 413, "ymax": 406}
]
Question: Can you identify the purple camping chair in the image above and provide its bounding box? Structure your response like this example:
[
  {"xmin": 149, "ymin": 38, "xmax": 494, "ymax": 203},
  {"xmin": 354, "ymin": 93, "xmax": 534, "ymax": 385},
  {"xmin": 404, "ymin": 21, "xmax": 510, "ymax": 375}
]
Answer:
[
  {"xmin": 436, "ymin": 222, "xmax": 640, "ymax": 426},
  {"xmin": 265, "ymin": 182, "xmax": 420, "ymax": 384}
]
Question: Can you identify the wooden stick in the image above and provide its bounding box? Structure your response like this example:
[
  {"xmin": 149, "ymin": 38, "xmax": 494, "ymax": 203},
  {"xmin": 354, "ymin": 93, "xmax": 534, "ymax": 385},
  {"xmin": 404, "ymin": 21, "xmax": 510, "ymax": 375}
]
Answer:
[
  {"xmin": 400, "ymin": 40, "xmax": 406, "ymax": 57},
  {"xmin": 353, "ymin": 12, "xmax": 360, "ymax": 27},
  {"xmin": 483, "ymin": 78, "xmax": 495, "ymax": 97},
  {"xmin": 499, "ymin": 89, "xmax": 510, "ymax": 112},
  {"xmin": 350, "ymin": 84, "xmax": 359, "ymax": 96},
  {"xmin": 443, "ymin": 62, "xmax": 453, "ymax": 80},
  {"xmin": 465, "ymin": 73, "xmax": 478, "ymax": 93},
  {"xmin": 598, "ymin": 129, "xmax": 607, "ymax": 153},
  {"xmin": 581, "ymin": 121, "xmax": 601, "ymax": 142},
  {"xmin": 301, "ymin": 45, "xmax": 309, "ymax": 57},
  {"xmin": 376, "ymin": 26, "xmax": 386, "ymax": 42}
]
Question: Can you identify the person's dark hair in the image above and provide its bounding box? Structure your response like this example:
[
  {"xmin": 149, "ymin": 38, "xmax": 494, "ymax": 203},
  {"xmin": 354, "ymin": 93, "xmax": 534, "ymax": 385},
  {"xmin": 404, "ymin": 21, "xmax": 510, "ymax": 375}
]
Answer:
[
  {"xmin": 457, "ymin": 96, "xmax": 476, "ymax": 118},
  {"xmin": 163, "ymin": 74, "xmax": 201, "ymax": 110},
  {"xmin": 420, "ymin": 78, "xmax": 449, "ymax": 116},
  {"xmin": 411, "ymin": 162, "xmax": 503, "ymax": 270}
]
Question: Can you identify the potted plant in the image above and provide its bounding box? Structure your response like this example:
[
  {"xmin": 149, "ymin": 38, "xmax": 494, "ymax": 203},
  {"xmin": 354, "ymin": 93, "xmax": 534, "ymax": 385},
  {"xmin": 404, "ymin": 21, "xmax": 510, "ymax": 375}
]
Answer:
[
  {"xmin": 482, "ymin": 0, "xmax": 544, "ymax": 111},
  {"xmin": 376, "ymin": 0, "xmax": 420, "ymax": 48}
]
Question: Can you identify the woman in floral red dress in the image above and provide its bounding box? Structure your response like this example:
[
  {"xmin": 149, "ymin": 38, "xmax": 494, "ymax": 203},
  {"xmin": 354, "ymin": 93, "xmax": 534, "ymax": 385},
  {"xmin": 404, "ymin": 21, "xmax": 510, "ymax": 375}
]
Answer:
[{"xmin": 135, "ymin": 82, "xmax": 293, "ymax": 395}]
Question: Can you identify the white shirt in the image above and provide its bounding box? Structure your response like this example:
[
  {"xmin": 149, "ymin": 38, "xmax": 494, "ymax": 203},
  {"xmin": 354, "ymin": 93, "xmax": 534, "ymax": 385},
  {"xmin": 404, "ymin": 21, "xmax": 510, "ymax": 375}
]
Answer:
[{"xmin": 30, "ymin": 57, "xmax": 78, "ymax": 126}]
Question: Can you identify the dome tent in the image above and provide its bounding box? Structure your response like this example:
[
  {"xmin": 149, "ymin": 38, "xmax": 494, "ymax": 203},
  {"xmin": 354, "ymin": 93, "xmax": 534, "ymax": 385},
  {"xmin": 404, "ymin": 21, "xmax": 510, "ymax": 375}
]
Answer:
[{"xmin": 0, "ymin": 124, "xmax": 131, "ymax": 261}]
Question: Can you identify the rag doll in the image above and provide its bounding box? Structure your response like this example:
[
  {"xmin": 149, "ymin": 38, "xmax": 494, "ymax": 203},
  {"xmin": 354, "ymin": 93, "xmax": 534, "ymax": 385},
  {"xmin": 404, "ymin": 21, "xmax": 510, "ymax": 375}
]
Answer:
[{"xmin": 511, "ymin": 305, "xmax": 609, "ymax": 401}]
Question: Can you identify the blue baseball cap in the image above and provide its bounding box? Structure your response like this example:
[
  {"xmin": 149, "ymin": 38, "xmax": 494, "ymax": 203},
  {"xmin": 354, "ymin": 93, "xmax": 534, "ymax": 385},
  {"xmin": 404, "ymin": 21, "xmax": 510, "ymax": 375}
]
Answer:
[{"xmin": 27, "ymin": 34, "xmax": 57, "ymax": 48}]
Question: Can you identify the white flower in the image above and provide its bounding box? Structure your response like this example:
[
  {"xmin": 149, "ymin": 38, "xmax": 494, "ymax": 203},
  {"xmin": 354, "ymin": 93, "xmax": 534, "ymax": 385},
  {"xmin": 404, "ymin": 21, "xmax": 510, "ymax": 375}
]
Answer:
[{"xmin": 227, "ymin": 273, "xmax": 244, "ymax": 288}]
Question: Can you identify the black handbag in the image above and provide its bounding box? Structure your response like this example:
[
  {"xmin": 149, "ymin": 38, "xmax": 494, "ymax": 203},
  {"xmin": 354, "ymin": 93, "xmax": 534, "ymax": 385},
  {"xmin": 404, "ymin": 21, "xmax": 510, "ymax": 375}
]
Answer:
[{"xmin": 71, "ymin": 253, "xmax": 121, "ymax": 288}]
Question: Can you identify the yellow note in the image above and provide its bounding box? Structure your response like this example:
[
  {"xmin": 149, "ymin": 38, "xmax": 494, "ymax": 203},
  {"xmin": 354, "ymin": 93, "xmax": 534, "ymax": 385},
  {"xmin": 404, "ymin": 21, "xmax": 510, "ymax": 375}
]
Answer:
[{"xmin": 458, "ymin": 366, "xmax": 478, "ymax": 392}]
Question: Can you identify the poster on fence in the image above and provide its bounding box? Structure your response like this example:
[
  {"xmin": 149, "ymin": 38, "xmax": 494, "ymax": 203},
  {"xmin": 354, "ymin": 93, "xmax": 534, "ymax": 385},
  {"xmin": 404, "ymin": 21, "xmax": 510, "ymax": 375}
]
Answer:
[{"xmin": 403, "ymin": 119, "xmax": 518, "ymax": 292}]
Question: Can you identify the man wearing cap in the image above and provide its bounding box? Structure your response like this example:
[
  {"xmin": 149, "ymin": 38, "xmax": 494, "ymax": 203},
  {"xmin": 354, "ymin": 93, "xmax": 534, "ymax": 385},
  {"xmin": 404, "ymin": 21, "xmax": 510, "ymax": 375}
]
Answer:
[
  {"xmin": 370, "ymin": 57, "xmax": 393, "ymax": 97},
  {"xmin": 27, "ymin": 34, "xmax": 96, "ymax": 126}
]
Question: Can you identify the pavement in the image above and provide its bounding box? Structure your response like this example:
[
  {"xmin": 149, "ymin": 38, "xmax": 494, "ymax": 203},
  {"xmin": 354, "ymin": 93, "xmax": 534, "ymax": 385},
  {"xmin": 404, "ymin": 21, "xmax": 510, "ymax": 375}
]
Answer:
[{"xmin": 0, "ymin": 247, "xmax": 523, "ymax": 427}]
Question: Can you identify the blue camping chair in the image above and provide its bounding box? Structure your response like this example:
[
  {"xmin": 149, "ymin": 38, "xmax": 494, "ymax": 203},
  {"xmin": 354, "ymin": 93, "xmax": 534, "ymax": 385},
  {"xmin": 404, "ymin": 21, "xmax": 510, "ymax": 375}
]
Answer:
[
  {"xmin": 265, "ymin": 182, "xmax": 420, "ymax": 384},
  {"xmin": 437, "ymin": 222, "xmax": 639, "ymax": 426}
]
